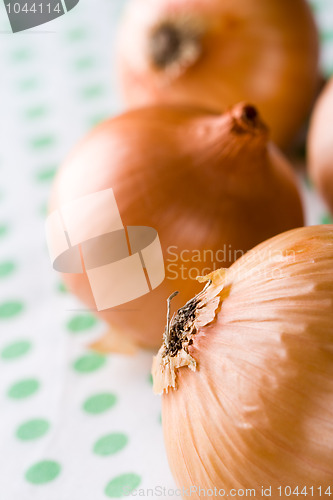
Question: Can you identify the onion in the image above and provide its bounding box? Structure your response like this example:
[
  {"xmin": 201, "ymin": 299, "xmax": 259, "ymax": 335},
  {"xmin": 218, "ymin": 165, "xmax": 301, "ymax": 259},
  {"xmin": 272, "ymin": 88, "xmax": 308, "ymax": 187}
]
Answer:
[
  {"xmin": 152, "ymin": 225, "xmax": 333, "ymax": 497},
  {"xmin": 116, "ymin": 0, "xmax": 319, "ymax": 149},
  {"xmin": 308, "ymin": 77, "xmax": 333, "ymax": 215},
  {"xmin": 50, "ymin": 103, "xmax": 303, "ymax": 351}
]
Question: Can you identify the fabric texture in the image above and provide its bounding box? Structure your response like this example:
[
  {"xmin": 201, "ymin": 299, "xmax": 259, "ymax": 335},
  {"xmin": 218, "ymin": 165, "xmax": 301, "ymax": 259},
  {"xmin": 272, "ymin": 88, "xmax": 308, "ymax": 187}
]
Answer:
[{"xmin": 0, "ymin": 0, "xmax": 332, "ymax": 498}]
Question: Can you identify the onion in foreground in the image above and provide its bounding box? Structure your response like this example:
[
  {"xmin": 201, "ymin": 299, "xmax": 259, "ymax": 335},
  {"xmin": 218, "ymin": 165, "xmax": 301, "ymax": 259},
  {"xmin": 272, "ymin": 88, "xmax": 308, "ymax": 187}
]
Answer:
[{"xmin": 153, "ymin": 225, "xmax": 333, "ymax": 497}]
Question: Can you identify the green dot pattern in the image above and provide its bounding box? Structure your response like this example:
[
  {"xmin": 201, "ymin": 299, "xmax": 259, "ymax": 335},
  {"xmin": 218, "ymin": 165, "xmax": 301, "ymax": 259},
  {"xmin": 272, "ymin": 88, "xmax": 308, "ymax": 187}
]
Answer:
[
  {"xmin": 67, "ymin": 314, "xmax": 97, "ymax": 333},
  {"xmin": 1, "ymin": 340, "xmax": 31, "ymax": 360},
  {"xmin": 0, "ymin": 301, "xmax": 24, "ymax": 319},
  {"xmin": 18, "ymin": 78, "xmax": 38, "ymax": 91},
  {"xmin": 67, "ymin": 27, "xmax": 88, "ymax": 41},
  {"xmin": 16, "ymin": 419, "xmax": 50, "ymax": 441},
  {"xmin": 1, "ymin": 0, "xmax": 331, "ymax": 497},
  {"xmin": 73, "ymin": 353, "xmax": 106, "ymax": 373},
  {"xmin": 0, "ymin": 224, "xmax": 9, "ymax": 238},
  {"xmin": 94, "ymin": 433, "xmax": 128, "ymax": 456},
  {"xmin": 25, "ymin": 106, "xmax": 47, "ymax": 120},
  {"xmin": 39, "ymin": 202, "xmax": 48, "ymax": 217},
  {"xmin": 0, "ymin": 261, "xmax": 16, "ymax": 278},
  {"xmin": 88, "ymin": 113, "xmax": 109, "ymax": 128},
  {"xmin": 57, "ymin": 281, "xmax": 67, "ymax": 293},
  {"xmin": 25, "ymin": 460, "xmax": 61, "ymax": 484},
  {"xmin": 36, "ymin": 166, "xmax": 56, "ymax": 182},
  {"xmin": 74, "ymin": 56, "xmax": 95, "ymax": 71},
  {"xmin": 322, "ymin": 214, "xmax": 333, "ymax": 224},
  {"xmin": 105, "ymin": 473, "xmax": 141, "ymax": 498},
  {"xmin": 81, "ymin": 84, "xmax": 105, "ymax": 99},
  {"xmin": 83, "ymin": 393, "xmax": 117, "ymax": 414},
  {"xmin": 8, "ymin": 379, "xmax": 39, "ymax": 399},
  {"xmin": 30, "ymin": 135, "xmax": 55, "ymax": 150},
  {"xmin": 11, "ymin": 48, "xmax": 31, "ymax": 62}
]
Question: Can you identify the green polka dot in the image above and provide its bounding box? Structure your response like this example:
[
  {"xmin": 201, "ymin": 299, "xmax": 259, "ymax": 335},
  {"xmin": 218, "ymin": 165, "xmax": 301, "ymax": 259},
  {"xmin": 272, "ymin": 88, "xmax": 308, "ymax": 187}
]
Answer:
[
  {"xmin": 74, "ymin": 56, "xmax": 95, "ymax": 70},
  {"xmin": 25, "ymin": 460, "xmax": 60, "ymax": 484},
  {"xmin": 18, "ymin": 78, "xmax": 38, "ymax": 91},
  {"xmin": 0, "ymin": 301, "xmax": 24, "ymax": 319},
  {"xmin": 1, "ymin": 340, "xmax": 31, "ymax": 360},
  {"xmin": 325, "ymin": 65, "xmax": 333, "ymax": 78},
  {"xmin": 0, "ymin": 260, "xmax": 16, "ymax": 278},
  {"xmin": 94, "ymin": 433, "xmax": 128, "ymax": 456},
  {"xmin": 105, "ymin": 474, "xmax": 141, "ymax": 498},
  {"xmin": 81, "ymin": 85, "xmax": 105, "ymax": 99},
  {"xmin": 321, "ymin": 30, "xmax": 333, "ymax": 42},
  {"xmin": 35, "ymin": 166, "xmax": 56, "ymax": 182},
  {"xmin": 83, "ymin": 393, "xmax": 117, "ymax": 414},
  {"xmin": 57, "ymin": 281, "xmax": 67, "ymax": 293},
  {"xmin": 39, "ymin": 202, "xmax": 48, "ymax": 217},
  {"xmin": 309, "ymin": 1, "xmax": 321, "ymax": 12},
  {"xmin": 67, "ymin": 314, "xmax": 97, "ymax": 333},
  {"xmin": 0, "ymin": 224, "xmax": 8, "ymax": 238},
  {"xmin": 73, "ymin": 353, "xmax": 106, "ymax": 373},
  {"xmin": 88, "ymin": 113, "xmax": 109, "ymax": 128},
  {"xmin": 321, "ymin": 214, "xmax": 333, "ymax": 225},
  {"xmin": 25, "ymin": 106, "xmax": 47, "ymax": 120},
  {"xmin": 8, "ymin": 378, "xmax": 39, "ymax": 399},
  {"xmin": 67, "ymin": 27, "xmax": 87, "ymax": 41},
  {"xmin": 16, "ymin": 419, "xmax": 49, "ymax": 441},
  {"xmin": 147, "ymin": 373, "xmax": 153, "ymax": 386},
  {"xmin": 30, "ymin": 136, "xmax": 55, "ymax": 150},
  {"xmin": 11, "ymin": 48, "xmax": 31, "ymax": 62}
]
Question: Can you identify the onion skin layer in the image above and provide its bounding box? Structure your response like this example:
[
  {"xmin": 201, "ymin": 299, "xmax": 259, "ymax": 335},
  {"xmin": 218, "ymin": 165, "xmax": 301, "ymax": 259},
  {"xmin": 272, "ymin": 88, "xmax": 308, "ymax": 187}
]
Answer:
[
  {"xmin": 308, "ymin": 78, "xmax": 333, "ymax": 215},
  {"xmin": 117, "ymin": 0, "xmax": 319, "ymax": 149},
  {"xmin": 154, "ymin": 225, "xmax": 333, "ymax": 498},
  {"xmin": 50, "ymin": 104, "xmax": 303, "ymax": 350}
]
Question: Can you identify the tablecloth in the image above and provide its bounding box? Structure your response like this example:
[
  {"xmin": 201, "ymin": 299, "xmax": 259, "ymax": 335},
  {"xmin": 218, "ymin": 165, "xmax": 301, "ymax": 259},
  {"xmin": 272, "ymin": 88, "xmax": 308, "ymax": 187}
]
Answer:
[{"xmin": 0, "ymin": 1, "xmax": 332, "ymax": 499}]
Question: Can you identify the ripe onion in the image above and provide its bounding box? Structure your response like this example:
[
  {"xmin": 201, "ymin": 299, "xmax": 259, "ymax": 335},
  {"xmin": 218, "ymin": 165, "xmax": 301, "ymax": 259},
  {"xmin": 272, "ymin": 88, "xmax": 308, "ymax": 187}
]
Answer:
[
  {"xmin": 117, "ymin": 0, "xmax": 319, "ymax": 148},
  {"xmin": 153, "ymin": 225, "xmax": 333, "ymax": 497},
  {"xmin": 50, "ymin": 103, "xmax": 303, "ymax": 351},
  {"xmin": 308, "ymin": 77, "xmax": 333, "ymax": 215}
]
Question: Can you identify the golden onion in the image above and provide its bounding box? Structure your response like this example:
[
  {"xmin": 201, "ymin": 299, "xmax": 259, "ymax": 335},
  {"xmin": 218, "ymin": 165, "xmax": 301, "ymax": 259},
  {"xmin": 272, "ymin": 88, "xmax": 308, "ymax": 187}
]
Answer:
[
  {"xmin": 117, "ymin": 0, "xmax": 319, "ymax": 148},
  {"xmin": 49, "ymin": 103, "xmax": 303, "ymax": 352},
  {"xmin": 153, "ymin": 225, "xmax": 333, "ymax": 498}
]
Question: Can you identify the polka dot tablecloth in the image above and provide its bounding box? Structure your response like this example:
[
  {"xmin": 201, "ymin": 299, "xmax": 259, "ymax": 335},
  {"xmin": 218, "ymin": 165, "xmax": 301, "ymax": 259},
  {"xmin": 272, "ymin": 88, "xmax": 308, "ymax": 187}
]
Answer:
[{"xmin": 0, "ymin": 1, "xmax": 332, "ymax": 499}]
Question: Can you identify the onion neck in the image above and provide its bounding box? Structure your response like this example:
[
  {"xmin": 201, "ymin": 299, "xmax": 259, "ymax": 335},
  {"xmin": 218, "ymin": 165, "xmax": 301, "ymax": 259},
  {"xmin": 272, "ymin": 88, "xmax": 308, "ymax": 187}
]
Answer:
[{"xmin": 230, "ymin": 103, "xmax": 269, "ymax": 137}]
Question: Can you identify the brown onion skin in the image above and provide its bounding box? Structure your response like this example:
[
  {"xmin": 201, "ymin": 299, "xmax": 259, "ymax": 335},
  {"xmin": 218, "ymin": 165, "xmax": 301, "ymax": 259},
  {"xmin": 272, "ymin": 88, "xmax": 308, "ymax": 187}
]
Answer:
[
  {"xmin": 308, "ymin": 78, "xmax": 333, "ymax": 215},
  {"xmin": 117, "ymin": 0, "xmax": 319, "ymax": 149},
  {"xmin": 50, "ymin": 104, "xmax": 304, "ymax": 349},
  {"xmin": 160, "ymin": 225, "xmax": 333, "ymax": 498}
]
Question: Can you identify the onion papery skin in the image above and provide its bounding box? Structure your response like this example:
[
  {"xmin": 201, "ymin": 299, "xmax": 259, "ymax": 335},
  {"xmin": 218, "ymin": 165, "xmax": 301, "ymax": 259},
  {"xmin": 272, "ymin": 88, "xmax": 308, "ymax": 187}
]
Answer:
[
  {"xmin": 50, "ymin": 104, "xmax": 303, "ymax": 350},
  {"xmin": 117, "ymin": 0, "xmax": 319, "ymax": 149},
  {"xmin": 308, "ymin": 78, "xmax": 333, "ymax": 215},
  {"xmin": 154, "ymin": 225, "xmax": 333, "ymax": 498}
]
